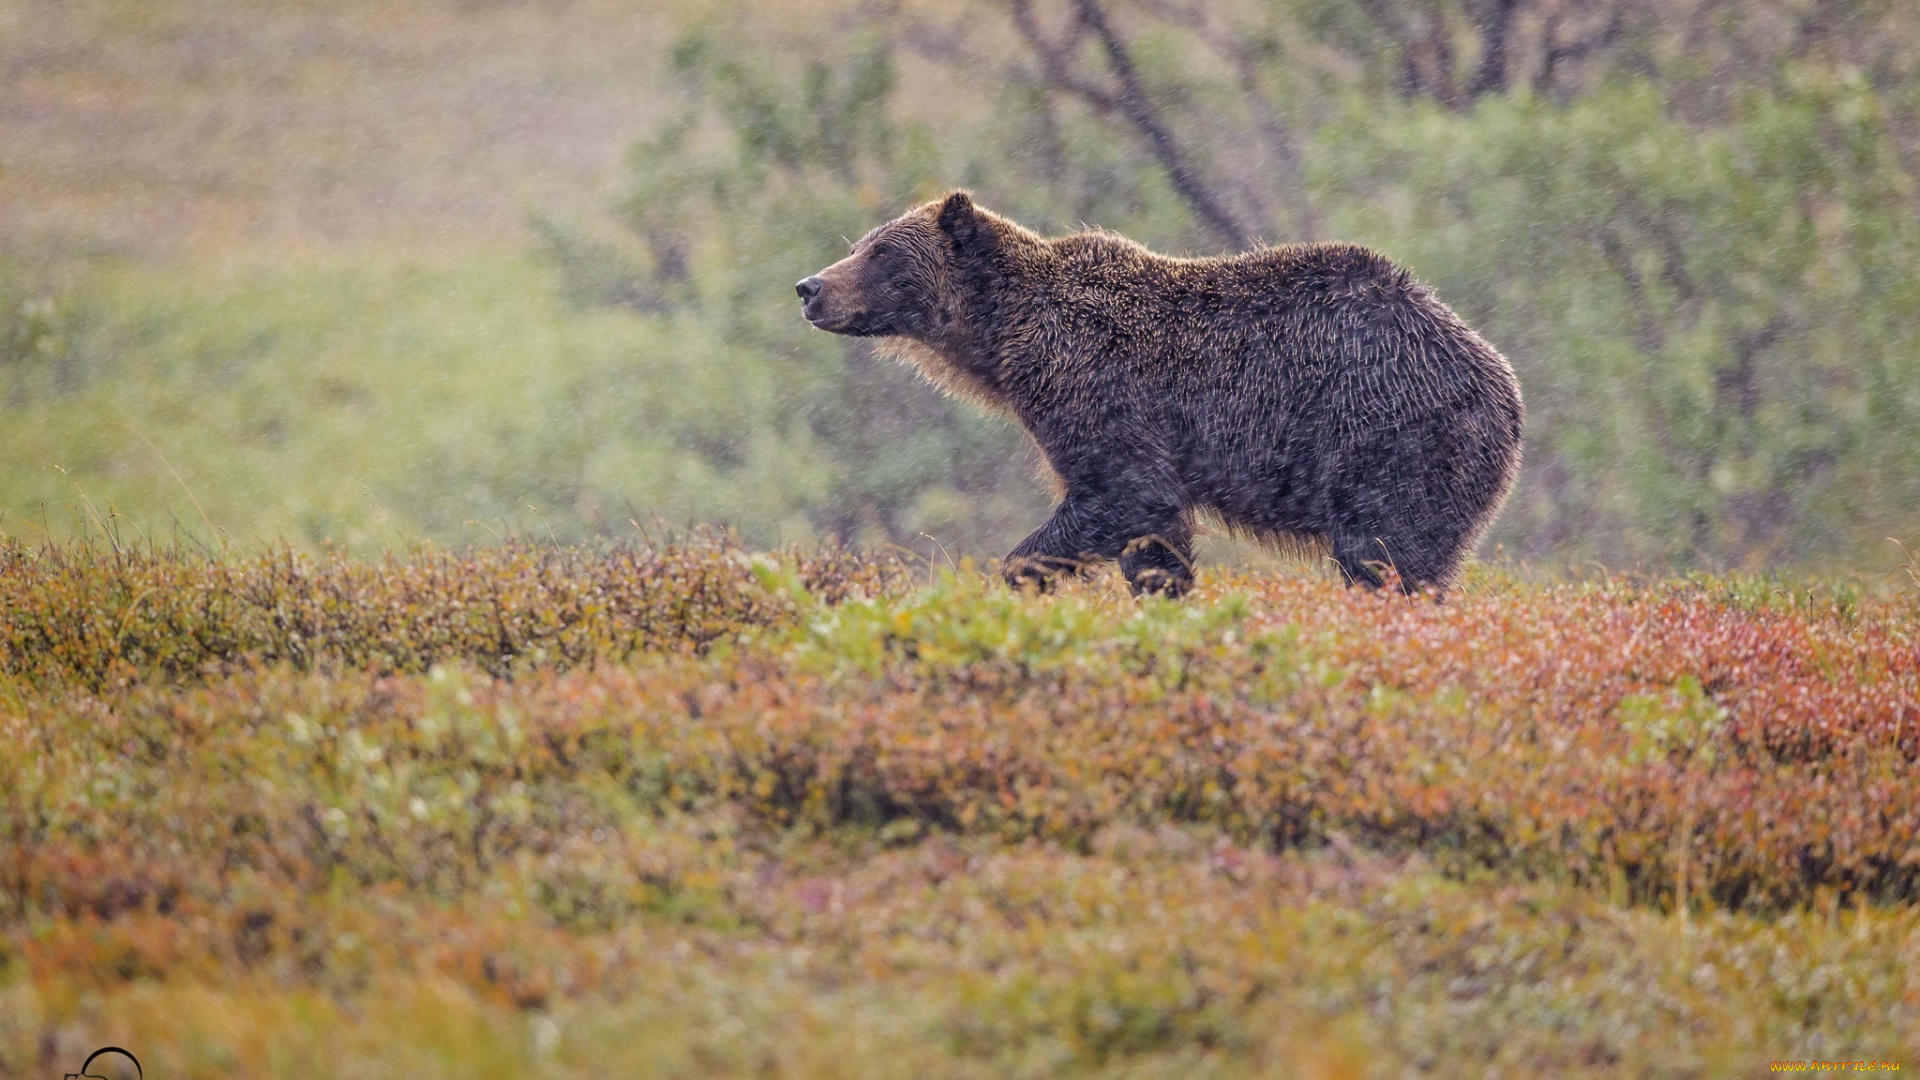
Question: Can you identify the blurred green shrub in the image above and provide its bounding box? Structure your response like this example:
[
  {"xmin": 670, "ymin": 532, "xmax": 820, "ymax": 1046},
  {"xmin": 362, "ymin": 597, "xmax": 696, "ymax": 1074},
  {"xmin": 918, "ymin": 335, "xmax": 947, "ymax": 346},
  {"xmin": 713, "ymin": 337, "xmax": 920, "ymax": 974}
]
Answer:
[{"xmin": 0, "ymin": 260, "xmax": 96, "ymax": 405}]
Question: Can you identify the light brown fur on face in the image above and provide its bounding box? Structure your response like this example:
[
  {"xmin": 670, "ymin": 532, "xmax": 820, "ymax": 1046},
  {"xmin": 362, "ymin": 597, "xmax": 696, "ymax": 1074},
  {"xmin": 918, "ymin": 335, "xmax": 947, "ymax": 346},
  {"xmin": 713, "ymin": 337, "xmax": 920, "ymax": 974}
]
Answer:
[
  {"xmin": 798, "ymin": 206, "xmax": 949, "ymax": 336},
  {"xmin": 798, "ymin": 191, "xmax": 1524, "ymax": 598}
]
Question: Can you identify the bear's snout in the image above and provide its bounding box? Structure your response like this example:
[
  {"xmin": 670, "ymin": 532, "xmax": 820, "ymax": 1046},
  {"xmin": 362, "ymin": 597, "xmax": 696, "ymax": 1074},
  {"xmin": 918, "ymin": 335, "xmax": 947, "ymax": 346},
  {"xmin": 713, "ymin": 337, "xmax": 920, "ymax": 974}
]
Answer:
[
  {"xmin": 796, "ymin": 276, "xmax": 825, "ymax": 320},
  {"xmin": 798, "ymin": 262, "xmax": 871, "ymax": 332}
]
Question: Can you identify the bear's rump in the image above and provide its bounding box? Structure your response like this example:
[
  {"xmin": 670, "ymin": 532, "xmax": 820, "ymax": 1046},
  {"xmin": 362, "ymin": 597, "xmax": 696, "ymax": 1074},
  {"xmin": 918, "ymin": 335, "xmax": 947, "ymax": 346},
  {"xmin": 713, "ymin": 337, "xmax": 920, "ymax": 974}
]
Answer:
[{"xmin": 1164, "ymin": 325, "xmax": 1515, "ymax": 540}]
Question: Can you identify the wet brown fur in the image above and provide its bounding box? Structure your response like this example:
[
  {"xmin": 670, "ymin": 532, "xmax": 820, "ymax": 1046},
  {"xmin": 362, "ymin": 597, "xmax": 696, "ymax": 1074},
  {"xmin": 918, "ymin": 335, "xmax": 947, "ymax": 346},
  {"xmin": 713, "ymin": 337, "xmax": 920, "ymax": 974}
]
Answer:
[{"xmin": 799, "ymin": 192, "xmax": 1524, "ymax": 596}]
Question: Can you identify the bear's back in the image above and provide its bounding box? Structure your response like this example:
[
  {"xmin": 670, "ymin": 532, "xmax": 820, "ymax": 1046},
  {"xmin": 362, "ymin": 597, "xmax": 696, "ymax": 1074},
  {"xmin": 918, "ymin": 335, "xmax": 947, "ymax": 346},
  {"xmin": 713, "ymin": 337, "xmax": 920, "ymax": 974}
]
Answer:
[{"xmin": 1071, "ymin": 239, "xmax": 1520, "ymax": 539}]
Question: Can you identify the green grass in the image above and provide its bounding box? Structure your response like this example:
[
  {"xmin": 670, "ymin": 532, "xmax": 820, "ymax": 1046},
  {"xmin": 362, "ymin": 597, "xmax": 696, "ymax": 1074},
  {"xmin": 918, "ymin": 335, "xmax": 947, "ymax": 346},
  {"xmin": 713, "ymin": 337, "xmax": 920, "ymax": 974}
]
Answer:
[{"xmin": 0, "ymin": 253, "xmax": 856, "ymax": 552}]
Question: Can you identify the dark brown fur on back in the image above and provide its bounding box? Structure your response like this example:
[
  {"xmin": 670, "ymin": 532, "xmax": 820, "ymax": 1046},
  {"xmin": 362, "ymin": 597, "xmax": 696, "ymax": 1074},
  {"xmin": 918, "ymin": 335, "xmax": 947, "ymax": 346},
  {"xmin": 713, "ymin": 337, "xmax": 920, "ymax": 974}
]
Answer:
[{"xmin": 797, "ymin": 191, "xmax": 1524, "ymax": 595}]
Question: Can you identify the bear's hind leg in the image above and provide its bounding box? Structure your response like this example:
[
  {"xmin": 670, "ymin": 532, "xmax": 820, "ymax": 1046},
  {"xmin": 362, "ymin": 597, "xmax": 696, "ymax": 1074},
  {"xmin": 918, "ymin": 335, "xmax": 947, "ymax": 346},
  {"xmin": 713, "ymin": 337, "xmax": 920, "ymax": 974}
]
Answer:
[
  {"xmin": 1331, "ymin": 524, "xmax": 1455, "ymax": 594},
  {"xmin": 1330, "ymin": 531, "xmax": 1390, "ymax": 590}
]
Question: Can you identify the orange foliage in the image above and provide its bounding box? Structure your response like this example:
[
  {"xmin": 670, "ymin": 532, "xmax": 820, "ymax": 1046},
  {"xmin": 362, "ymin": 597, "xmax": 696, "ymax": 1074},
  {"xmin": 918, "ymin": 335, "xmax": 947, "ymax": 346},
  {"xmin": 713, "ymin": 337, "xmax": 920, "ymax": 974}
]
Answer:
[{"xmin": 3, "ymin": 540, "xmax": 1918, "ymax": 1072}]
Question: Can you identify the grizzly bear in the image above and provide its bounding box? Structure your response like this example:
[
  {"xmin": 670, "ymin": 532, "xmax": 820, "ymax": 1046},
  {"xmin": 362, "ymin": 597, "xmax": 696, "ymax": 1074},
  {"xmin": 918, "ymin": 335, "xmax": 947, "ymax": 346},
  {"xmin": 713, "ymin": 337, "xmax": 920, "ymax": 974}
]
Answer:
[{"xmin": 796, "ymin": 192, "xmax": 1523, "ymax": 597}]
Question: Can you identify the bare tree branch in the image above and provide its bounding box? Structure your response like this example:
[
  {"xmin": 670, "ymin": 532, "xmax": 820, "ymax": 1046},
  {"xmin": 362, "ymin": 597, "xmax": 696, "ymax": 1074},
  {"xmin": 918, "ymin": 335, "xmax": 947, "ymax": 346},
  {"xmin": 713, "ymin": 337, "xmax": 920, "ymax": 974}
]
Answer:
[
  {"xmin": 1466, "ymin": 0, "xmax": 1523, "ymax": 98},
  {"xmin": 1067, "ymin": 0, "xmax": 1254, "ymax": 248},
  {"xmin": 1008, "ymin": 0, "xmax": 1116, "ymax": 110},
  {"xmin": 910, "ymin": 0, "xmax": 1283, "ymax": 245},
  {"xmin": 1142, "ymin": 0, "xmax": 1322, "ymax": 239},
  {"xmin": 1420, "ymin": 1, "xmax": 1465, "ymax": 109},
  {"xmin": 1540, "ymin": 0, "xmax": 1629, "ymax": 94}
]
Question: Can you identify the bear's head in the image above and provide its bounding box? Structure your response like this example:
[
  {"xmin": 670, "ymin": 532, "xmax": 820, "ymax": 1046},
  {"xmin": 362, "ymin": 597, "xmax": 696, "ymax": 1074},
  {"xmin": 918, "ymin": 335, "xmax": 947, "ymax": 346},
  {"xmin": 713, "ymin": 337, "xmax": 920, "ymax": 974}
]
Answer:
[{"xmin": 796, "ymin": 191, "xmax": 1000, "ymax": 340}]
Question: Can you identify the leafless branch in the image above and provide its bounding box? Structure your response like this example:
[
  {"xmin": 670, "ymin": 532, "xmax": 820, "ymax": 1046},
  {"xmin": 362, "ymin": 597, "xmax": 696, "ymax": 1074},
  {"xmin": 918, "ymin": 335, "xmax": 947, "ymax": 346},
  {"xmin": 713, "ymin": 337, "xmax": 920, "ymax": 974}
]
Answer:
[
  {"xmin": 1070, "ymin": 0, "xmax": 1254, "ymax": 248},
  {"xmin": 1466, "ymin": 0, "xmax": 1523, "ymax": 98},
  {"xmin": 999, "ymin": 0, "xmax": 1254, "ymax": 249},
  {"xmin": 1139, "ymin": 0, "xmax": 1321, "ymax": 239},
  {"xmin": 1541, "ymin": 0, "xmax": 1629, "ymax": 93},
  {"xmin": 1008, "ymin": 0, "xmax": 1116, "ymax": 109}
]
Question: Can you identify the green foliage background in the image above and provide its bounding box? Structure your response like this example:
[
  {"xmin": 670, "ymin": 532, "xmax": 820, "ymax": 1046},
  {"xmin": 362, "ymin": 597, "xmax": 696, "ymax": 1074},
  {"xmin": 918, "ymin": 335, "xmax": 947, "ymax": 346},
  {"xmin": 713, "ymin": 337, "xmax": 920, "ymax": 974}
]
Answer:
[{"xmin": 5, "ymin": 0, "xmax": 1920, "ymax": 571}]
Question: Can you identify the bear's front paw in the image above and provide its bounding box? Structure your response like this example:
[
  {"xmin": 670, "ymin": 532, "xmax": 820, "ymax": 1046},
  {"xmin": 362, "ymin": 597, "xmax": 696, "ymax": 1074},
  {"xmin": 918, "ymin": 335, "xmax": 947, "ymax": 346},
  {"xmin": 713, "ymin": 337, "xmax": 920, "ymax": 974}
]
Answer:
[
  {"xmin": 1126, "ymin": 566, "xmax": 1193, "ymax": 599},
  {"xmin": 1001, "ymin": 553, "xmax": 1086, "ymax": 592}
]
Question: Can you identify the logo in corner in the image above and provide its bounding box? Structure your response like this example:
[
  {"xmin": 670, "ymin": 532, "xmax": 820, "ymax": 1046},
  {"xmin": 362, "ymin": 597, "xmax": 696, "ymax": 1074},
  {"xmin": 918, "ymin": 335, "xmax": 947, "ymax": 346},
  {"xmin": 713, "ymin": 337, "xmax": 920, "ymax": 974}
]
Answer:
[{"xmin": 64, "ymin": 1047, "xmax": 142, "ymax": 1080}]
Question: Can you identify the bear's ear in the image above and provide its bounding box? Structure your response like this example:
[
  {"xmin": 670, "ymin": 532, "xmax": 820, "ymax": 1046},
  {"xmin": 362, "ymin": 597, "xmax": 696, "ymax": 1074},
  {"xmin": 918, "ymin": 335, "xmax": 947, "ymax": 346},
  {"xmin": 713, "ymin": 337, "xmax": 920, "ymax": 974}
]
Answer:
[
  {"xmin": 936, "ymin": 191, "xmax": 975, "ymax": 235},
  {"xmin": 936, "ymin": 191, "xmax": 995, "ymax": 259}
]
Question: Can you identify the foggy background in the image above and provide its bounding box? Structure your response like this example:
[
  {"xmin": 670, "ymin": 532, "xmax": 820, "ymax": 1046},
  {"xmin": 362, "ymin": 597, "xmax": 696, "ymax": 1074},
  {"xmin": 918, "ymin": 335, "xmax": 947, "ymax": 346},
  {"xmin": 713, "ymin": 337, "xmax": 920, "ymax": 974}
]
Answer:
[{"xmin": 3, "ymin": 0, "xmax": 1917, "ymax": 572}]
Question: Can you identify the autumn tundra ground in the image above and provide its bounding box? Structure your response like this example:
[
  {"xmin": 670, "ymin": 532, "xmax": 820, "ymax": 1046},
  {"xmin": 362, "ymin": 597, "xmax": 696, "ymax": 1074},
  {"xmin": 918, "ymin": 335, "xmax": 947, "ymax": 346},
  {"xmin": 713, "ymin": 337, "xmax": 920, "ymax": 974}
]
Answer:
[{"xmin": 3, "ymin": 536, "xmax": 1918, "ymax": 1078}]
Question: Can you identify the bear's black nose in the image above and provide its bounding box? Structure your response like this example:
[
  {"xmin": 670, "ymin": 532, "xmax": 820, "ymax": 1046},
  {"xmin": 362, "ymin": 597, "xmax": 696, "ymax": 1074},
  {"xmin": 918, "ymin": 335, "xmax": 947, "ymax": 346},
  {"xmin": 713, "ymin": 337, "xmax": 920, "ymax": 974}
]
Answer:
[{"xmin": 795, "ymin": 277, "xmax": 823, "ymax": 302}]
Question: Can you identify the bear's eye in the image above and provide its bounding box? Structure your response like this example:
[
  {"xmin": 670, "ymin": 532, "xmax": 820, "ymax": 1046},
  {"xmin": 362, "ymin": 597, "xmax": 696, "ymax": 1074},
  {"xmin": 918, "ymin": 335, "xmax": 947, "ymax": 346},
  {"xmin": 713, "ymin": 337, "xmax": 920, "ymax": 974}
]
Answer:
[
  {"xmin": 891, "ymin": 277, "xmax": 915, "ymax": 291},
  {"xmin": 869, "ymin": 243, "xmax": 890, "ymax": 260}
]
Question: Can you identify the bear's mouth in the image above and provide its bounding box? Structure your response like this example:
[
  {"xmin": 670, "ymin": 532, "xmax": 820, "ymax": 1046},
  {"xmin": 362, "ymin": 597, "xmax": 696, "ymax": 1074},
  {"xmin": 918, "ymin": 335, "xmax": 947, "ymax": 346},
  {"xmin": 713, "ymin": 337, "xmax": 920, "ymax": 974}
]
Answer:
[{"xmin": 806, "ymin": 311, "xmax": 883, "ymax": 336}]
